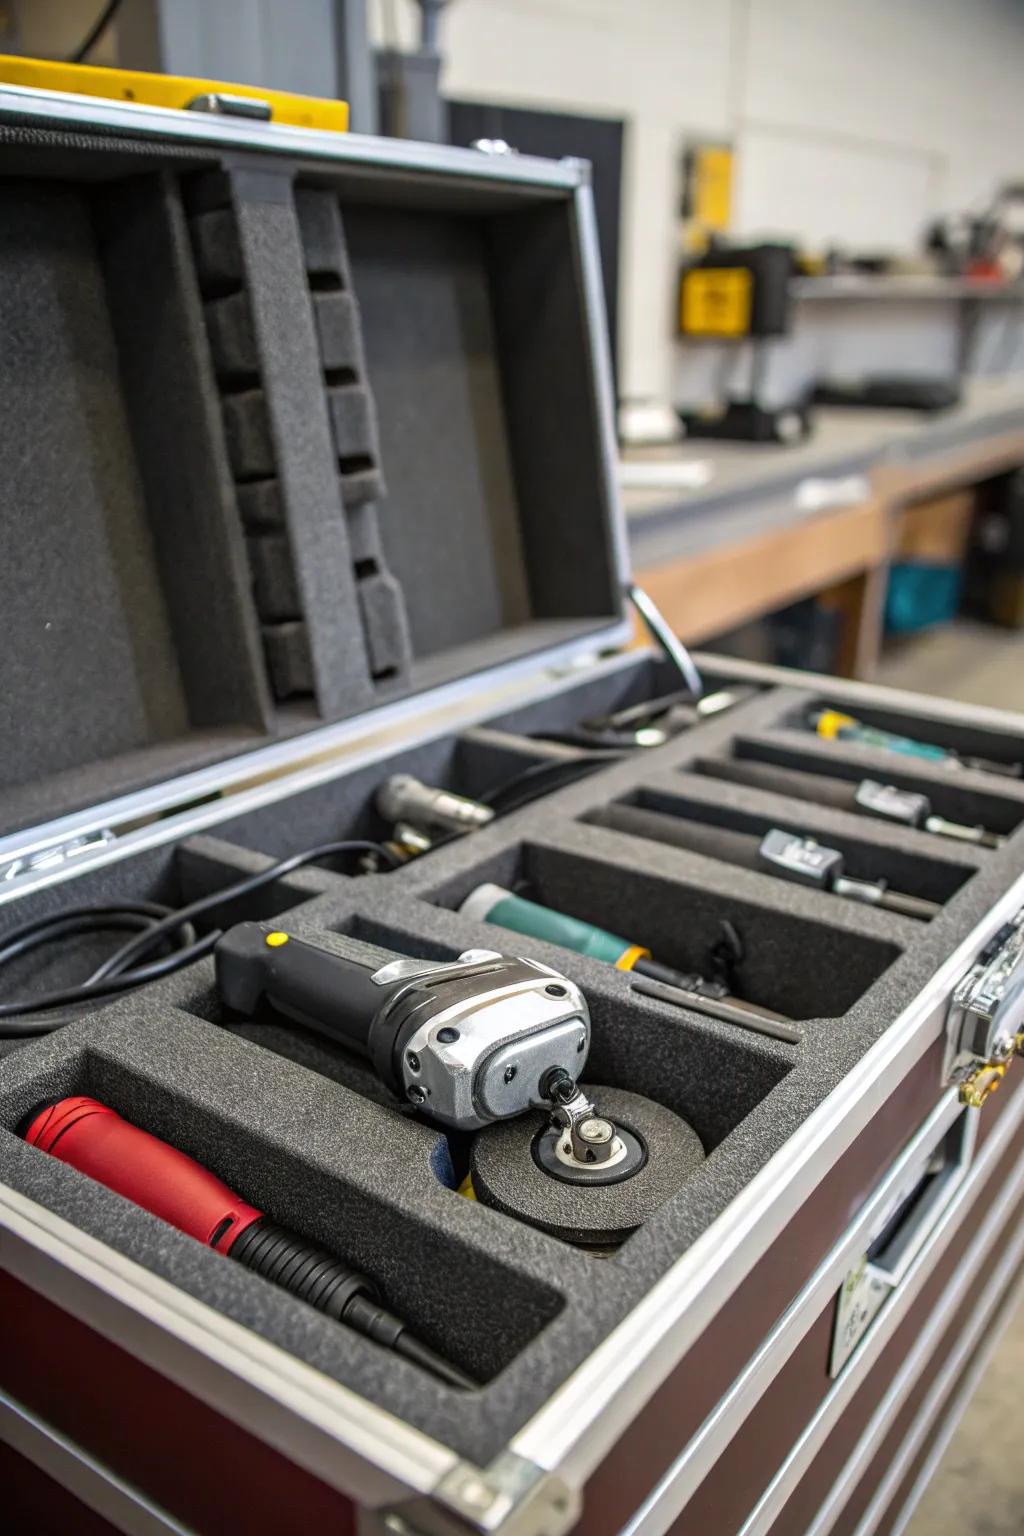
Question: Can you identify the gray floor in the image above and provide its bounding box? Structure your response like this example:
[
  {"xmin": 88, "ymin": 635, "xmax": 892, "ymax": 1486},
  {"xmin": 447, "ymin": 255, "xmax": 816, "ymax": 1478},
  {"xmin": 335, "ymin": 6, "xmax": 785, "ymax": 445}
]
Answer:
[
  {"xmin": 876, "ymin": 618, "xmax": 1024, "ymax": 713},
  {"xmin": 871, "ymin": 622, "xmax": 1024, "ymax": 1535}
]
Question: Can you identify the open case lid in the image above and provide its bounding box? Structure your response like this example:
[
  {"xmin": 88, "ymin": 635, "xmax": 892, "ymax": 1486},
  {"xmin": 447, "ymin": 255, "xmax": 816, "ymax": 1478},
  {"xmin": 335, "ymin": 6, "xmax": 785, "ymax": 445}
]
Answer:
[{"xmin": 0, "ymin": 85, "xmax": 630, "ymax": 847}]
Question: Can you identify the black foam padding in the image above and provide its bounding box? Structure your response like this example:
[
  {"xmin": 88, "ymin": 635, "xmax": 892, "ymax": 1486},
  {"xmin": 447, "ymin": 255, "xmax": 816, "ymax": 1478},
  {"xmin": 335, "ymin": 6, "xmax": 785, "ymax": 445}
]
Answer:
[
  {"xmin": 327, "ymin": 383, "xmax": 379, "ymax": 466},
  {"xmin": 229, "ymin": 170, "xmax": 376, "ymax": 720},
  {"xmin": 204, "ymin": 291, "xmax": 259, "ymax": 381},
  {"xmin": 185, "ymin": 170, "xmax": 233, "ymax": 216},
  {"xmin": 294, "ymin": 186, "xmax": 352, "ymax": 288},
  {"xmin": 222, "ymin": 389, "xmax": 276, "ymax": 480},
  {"xmin": 262, "ymin": 623, "xmax": 315, "ymax": 699},
  {"xmin": 471, "ymin": 1086, "xmax": 705, "ymax": 1246},
  {"xmin": 345, "ymin": 501, "xmax": 381, "ymax": 564},
  {"xmin": 357, "ymin": 571, "xmax": 413, "ymax": 682},
  {"xmin": 345, "ymin": 206, "xmax": 533, "ymax": 657},
  {"xmin": 313, "ymin": 292, "xmax": 363, "ymax": 374},
  {"xmin": 248, "ymin": 536, "xmax": 301, "ymax": 622},
  {"xmin": 0, "ymin": 175, "xmax": 271, "ymax": 813},
  {"xmin": 0, "ymin": 179, "xmax": 181, "ymax": 789},
  {"xmin": 237, "ymin": 478, "xmax": 284, "ymax": 531},
  {"xmin": 697, "ymin": 755, "xmax": 867, "ymax": 812},
  {"xmin": 183, "ymin": 207, "xmax": 243, "ymax": 289},
  {"xmin": 94, "ymin": 175, "xmax": 272, "ymax": 737},
  {"xmin": 486, "ymin": 202, "xmax": 620, "ymax": 620},
  {"xmin": 340, "ymin": 466, "xmax": 386, "ymax": 510}
]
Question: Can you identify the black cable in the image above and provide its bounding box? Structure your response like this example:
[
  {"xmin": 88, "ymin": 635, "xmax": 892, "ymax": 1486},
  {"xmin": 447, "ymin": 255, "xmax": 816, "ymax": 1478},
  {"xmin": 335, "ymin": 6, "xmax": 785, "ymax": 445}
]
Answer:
[
  {"xmin": 0, "ymin": 840, "xmax": 398, "ymax": 1036},
  {"xmin": 69, "ymin": 0, "xmax": 124, "ymax": 63},
  {"xmin": 478, "ymin": 750, "xmax": 626, "ymax": 817}
]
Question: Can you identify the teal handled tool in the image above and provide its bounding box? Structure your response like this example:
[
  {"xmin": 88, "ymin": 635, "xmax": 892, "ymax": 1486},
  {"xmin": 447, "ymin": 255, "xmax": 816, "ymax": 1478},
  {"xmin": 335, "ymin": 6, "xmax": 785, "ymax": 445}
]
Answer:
[
  {"xmin": 809, "ymin": 708, "xmax": 1021, "ymax": 778},
  {"xmin": 458, "ymin": 885, "xmax": 797, "ymax": 1041}
]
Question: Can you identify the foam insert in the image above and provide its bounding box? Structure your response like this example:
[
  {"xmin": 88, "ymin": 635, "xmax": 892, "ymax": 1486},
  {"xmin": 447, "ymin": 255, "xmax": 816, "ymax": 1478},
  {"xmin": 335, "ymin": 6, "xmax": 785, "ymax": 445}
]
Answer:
[
  {"xmin": 3, "ymin": 656, "xmax": 1024, "ymax": 1464},
  {"xmin": 0, "ymin": 174, "xmax": 270, "ymax": 817},
  {"xmin": 1, "ymin": 129, "xmax": 625, "ymax": 831}
]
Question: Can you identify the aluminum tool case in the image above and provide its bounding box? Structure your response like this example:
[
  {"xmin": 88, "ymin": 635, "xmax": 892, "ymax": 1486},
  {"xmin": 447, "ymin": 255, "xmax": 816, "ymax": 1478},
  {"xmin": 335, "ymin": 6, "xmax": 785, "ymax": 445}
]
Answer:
[{"xmin": 3, "ymin": 88, "xmax": 1024, "ymax": 1536}]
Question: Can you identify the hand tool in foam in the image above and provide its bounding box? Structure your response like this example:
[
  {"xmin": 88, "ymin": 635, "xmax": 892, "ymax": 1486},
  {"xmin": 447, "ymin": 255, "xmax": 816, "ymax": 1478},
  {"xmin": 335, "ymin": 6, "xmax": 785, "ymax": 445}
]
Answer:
[
  {"xmin": 699, "ymin": 756, "xmax": 1002, "ymax": 848},
  {"xmin": 457, "ymin": 884, "xmax": 794, "ymax": 1036},
  {"xmin": 539, "ymin": 686, "xmax": 759, "ymax": 751},
  {"xmin": 23, "ymin": 1097, "xmax": 471, "ymax": 1389},
  {"xmin": 215, "ymin": 923, "xmax": 622, "ymax": 1164},
  {"xmin": 809, "ymin": 708, "xmax": 1021, "ymax": 779},
  {"xmin": 590, "ymin": 804, "xmax": 941, "ymax": 920}
]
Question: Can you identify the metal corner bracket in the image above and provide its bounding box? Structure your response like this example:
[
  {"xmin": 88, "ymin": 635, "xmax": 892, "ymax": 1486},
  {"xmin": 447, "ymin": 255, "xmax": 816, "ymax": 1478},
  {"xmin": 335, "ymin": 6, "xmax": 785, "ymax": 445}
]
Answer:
[{"xmin": 368, "ymin": 1453, "xmax": 579, "ymax": 1536}]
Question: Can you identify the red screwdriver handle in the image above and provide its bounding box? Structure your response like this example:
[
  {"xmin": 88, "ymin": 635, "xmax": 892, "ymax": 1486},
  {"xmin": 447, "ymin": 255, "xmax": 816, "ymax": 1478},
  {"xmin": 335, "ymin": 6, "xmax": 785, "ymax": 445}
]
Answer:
[{"xmin": 24, "ymin": 1097, "xmax": 262, "ymax": 1254}]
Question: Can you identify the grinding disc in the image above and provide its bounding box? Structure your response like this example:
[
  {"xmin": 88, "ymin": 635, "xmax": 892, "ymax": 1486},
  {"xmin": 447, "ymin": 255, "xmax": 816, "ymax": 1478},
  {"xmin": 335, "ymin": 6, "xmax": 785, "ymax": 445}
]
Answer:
[{"xmin": 469, "ymin": 1085, "xmax": 705, "ymax": 1246}]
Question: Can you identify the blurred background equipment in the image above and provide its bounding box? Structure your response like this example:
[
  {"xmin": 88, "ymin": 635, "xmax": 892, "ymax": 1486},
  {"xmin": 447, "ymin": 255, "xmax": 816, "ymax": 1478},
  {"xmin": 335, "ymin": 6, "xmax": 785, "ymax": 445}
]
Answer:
[{"xmin": 675, "ymin": 241, "xmax": 813, "ymax": 444}]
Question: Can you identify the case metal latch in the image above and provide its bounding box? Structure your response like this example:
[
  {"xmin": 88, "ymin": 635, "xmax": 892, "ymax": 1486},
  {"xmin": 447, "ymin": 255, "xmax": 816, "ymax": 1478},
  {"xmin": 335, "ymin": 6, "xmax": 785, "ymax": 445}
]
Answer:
[
  {"xmin": 0, "ymin": 829, "xmax": 115, "ymax": 887},
  {"xmin": 945, "ymin": 907, "xmax": 1024, "ymax": 1106}
]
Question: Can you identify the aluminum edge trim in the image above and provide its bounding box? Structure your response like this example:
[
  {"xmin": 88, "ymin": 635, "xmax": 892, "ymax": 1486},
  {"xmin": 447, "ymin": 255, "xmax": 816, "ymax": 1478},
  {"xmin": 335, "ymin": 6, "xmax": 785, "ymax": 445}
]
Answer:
[
  {"xmin": 0, "ymin": 1386, "xmax": 196, "ymax": 1536},
  {"xmin": 687, "ymin": 652, "xmax": 1024, "ymax": 738},
  {"xmin": 0, "ymin": 1183, "xmax": 456, "ymax": 1506},
  {"xmin": 617, "ymin": 1089, "xmax": 966, "ymax": 1536},
  {"xmin": 0, "ymin": 85, "xmax": 581, "ymax": 188},
  {"xmin": 737, "ymin": 1083, "xmax": 1024, "ymax": 1536},
  {"xmin": 0, "ymin": 640, "xmax": 636, "ymax": 895},
  {"xmin": 511, "ymin": 865, "xmax": 1024, "ymax": 1480},
  {"xmin": 851, "ymin": 1267, "xmax": 1024, "ymax": 1536}
]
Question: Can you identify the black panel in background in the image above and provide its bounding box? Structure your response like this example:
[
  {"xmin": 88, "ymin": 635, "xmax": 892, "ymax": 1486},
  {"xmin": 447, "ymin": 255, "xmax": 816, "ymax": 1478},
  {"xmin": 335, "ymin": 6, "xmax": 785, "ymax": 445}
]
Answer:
[{"xmin": 446, "ymin": 99, "xmax": 624, "ymax": 393}]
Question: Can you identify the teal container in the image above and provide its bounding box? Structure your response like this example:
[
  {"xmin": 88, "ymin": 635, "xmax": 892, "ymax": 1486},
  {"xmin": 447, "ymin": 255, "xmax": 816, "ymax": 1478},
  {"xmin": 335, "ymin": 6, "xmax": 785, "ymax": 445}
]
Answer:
[{"xmin": 885, "ymin": 563, "xmax": 963, "ymax": 634}]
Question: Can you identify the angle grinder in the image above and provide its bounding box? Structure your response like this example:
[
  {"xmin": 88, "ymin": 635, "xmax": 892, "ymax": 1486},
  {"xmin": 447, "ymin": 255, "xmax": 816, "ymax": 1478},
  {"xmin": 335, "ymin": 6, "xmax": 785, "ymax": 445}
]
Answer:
[
  {"xmin": 216, "ymin": 923, "xmax": 611, "ymax": 1135},
  {"xmin": 216, "ymin": 924, "xmax": 705, "ymax": 1245}
]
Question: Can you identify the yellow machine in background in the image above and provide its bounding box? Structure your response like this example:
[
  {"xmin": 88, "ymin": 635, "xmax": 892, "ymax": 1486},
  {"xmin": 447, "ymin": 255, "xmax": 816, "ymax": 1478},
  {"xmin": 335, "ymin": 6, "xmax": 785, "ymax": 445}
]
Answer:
[{"xmin": 0, "ymin": 54, "xmax": 349, "ymax": 132}]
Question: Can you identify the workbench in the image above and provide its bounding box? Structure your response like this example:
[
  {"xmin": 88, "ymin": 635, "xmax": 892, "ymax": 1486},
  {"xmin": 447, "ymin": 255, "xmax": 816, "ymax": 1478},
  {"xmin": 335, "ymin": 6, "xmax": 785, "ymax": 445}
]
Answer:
[{"xmin": 626, "ymin": 377, "xmax": 1024, "ymax": 678}]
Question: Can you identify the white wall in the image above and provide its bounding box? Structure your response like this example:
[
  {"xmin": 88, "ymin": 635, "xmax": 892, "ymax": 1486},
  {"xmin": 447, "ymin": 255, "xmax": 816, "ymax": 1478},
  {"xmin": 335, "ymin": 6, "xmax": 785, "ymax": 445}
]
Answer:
[{"xmin": 374, "ymin": 0, "xmax": 1024, "ymax": 401}]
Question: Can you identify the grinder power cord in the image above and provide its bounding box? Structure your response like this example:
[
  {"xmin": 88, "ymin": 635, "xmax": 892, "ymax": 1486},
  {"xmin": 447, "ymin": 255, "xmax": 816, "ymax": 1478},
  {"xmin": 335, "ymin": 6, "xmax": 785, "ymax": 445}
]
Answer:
[
  {"xmin": 23, "ymin": 1097, "xmax": 470, "ymax": 1389},
  {"xmin": 0, "ymin": 839, "xmax": 402, "ymax": 1035}
]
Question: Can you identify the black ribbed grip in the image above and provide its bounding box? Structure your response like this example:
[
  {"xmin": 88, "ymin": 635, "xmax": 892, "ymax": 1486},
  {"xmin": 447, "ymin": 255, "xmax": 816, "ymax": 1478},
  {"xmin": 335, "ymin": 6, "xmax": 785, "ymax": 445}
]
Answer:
[
  {"xmin": 229, "ymin": 1218, "xmax": 474, "ymax": 1389},
  {"xmin": 697, "ymin": 756, "xmax": 859, "ymax": 811},
  {"xmin": 229, "ymin": 1218, "xmax": 374, "ymax": 1320},
  {"xmin": 593, "ymin": 803, "xmax": 764, "ymax": 871}
]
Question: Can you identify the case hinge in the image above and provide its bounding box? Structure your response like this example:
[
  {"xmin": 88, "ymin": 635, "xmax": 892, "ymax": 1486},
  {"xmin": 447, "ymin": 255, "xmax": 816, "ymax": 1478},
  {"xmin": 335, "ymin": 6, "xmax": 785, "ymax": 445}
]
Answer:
[{"xmin": 368, "ymin": 1454, "xmax": 578, "ymax": 1536}]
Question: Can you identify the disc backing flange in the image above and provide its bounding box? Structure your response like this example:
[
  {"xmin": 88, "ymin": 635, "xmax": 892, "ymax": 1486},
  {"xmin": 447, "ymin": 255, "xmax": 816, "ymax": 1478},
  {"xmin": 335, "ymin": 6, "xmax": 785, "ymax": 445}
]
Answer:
[{"xmin": 469, "ymin": 1085, "xmax": 705, "ymax": 1246}]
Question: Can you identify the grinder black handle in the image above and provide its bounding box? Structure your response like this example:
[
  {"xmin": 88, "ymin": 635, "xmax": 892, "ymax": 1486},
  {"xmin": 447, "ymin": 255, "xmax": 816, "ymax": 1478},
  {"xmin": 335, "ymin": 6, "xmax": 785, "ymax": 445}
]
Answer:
[
  {"xmin": 215, "ymin": 922, "xmax": 391, "ymax": 1058},
  {"xmin": 696, "ymin": 757, "xmax": 860, "ymax": 812}
]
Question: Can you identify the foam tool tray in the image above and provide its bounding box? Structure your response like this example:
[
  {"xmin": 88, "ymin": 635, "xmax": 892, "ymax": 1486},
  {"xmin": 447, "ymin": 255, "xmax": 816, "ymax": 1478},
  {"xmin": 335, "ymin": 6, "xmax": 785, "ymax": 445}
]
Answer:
[
  {"xmin": 5, "ymin": 91, "xmax": 1024, "ymax": 1536},
  {"xmin": 4, "ymin": 653, "xmax": 1024, "ymax": 1468}
]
